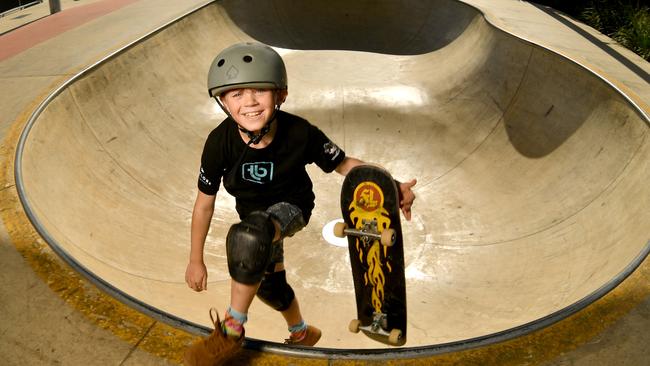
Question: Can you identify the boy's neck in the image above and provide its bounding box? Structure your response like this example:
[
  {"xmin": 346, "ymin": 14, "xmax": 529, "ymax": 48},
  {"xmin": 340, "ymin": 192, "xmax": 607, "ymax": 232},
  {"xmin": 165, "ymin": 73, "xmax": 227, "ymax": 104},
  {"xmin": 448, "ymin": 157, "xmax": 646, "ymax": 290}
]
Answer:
[{"xmin": 239, "ymin": 120, "xmax": 277, "ymax": 149}]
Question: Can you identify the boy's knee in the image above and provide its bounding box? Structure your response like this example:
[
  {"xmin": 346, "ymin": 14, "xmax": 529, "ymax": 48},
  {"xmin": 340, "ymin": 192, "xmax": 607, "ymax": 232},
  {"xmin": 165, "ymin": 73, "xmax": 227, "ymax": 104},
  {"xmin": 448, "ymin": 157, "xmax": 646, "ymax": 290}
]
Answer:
[
  {"xmin": 256, "ymin": 270, "xmax": 295, "ymax": 311},
  {"xmin": 266, "ymin": 202, "xmax": 305, "ymax": 239},
  {"xmin": 226, "ymin": 211, "xmax": 275, "ymax": 284}
]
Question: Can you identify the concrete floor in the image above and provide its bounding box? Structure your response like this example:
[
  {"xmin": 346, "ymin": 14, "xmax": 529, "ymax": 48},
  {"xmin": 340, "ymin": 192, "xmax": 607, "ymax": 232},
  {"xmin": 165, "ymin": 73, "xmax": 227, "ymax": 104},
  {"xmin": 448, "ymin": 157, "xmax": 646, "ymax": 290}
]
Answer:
[{"xmin": 1, "ymin": 0, "xmax": 648, "ymax": 365}]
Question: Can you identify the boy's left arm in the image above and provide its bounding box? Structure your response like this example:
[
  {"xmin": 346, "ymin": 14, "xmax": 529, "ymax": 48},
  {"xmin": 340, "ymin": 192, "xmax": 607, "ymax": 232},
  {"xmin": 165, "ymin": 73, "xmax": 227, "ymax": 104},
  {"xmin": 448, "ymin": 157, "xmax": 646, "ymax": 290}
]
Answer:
[
  {"xmin": 334, "ymin": 156, "xmax": 365, "ymax": 176},
  {"xmin": 335, "ymin": 157, "xmax": 417, "ymax": 221},
  {"xmin": 395, "ymin": 179, "xmax": 417, "ymax": 221}
]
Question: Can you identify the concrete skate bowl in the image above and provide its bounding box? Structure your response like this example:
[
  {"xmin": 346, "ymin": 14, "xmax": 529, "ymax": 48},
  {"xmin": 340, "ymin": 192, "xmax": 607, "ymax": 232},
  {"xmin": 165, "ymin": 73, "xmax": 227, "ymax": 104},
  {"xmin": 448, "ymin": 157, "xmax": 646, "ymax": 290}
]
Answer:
[{"xmin": 15, "ymin": 0, "xmax": 650, "ymax": 359}]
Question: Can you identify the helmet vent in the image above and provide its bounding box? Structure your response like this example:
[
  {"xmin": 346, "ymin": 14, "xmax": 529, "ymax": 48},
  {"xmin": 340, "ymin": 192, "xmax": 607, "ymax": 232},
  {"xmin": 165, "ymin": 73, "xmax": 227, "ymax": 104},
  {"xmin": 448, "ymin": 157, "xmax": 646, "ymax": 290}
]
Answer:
[
  {"xmin": 217, "ymin": 59, "xmax": 225, "ymax": 67},
  {"xmin": 243, "ymin": 55, "xmax": 253, "ymax": 63}
]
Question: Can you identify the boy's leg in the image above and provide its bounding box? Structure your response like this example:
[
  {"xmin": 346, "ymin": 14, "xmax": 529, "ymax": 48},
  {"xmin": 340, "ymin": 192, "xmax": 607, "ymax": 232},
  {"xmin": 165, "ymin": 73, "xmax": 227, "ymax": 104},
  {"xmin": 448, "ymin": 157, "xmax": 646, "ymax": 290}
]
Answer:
[
  {"xmin": 230, "ymin": 280, "xmax": 260, "ymax": 313},
  {"xmin": 223, "ymin": 210, "xmax": 277, "ymax": 334},
  {"xmin": 258, "ymin": 202, "xmax": 306, "ymax": 322},
  {"xmin": 223, "ymin": 280, "xmax": 259, "ymax": 337},
  {"xmin": 277, "ymin": 271, "xmax": 302, "ymax": 326},
  {"xmin": 282, "ymin": 297, "xmax": 321, "ymax": 345},
  {"xmin": 185, "ymin": 210, "xmax": 277, "ymax": 365},
  {"xmin": 267, "ymin": 270, "xmax": 306, "ymax": 331},
  {"xmin": 256, "ymin": 268, "xmax": 321, "ymax": 346},
  {"xmin": 256, "ymin": 203, "xmax": 321, "ymax": 346},
  {"xmin": 280, "ymin": 298, "xmax": 301, "ymax": 325}
]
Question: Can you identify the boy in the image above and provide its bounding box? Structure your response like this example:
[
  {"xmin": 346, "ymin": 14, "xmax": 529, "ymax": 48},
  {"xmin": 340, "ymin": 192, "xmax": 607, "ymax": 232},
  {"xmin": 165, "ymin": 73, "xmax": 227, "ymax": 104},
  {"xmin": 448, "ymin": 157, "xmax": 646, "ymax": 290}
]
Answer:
[{"xmin": 184, "ymin": 42, "xmax": 416, "ymax": 365}]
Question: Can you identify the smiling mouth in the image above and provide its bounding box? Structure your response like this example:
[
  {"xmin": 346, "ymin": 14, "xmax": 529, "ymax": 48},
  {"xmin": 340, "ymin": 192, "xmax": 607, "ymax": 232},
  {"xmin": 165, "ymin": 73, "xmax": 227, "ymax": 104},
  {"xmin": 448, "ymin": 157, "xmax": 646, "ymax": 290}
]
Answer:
[{"xmin": 243, "ymin": 111, "xmax": 263, "ymax": 118}]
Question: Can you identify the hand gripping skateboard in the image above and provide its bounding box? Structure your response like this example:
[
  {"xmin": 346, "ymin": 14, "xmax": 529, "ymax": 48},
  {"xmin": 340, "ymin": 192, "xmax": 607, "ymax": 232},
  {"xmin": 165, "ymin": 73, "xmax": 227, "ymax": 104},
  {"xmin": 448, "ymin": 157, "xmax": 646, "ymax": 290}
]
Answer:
[{"xmin": 334, "ymin": 165, "xmax": 407, "ymax": 346}]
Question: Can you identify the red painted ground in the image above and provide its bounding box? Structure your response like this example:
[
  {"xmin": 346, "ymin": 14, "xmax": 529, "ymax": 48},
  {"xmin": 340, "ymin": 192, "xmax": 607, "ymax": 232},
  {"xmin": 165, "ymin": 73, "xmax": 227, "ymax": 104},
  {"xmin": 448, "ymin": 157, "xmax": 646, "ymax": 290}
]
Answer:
[{"xmin": 0, "ymin": 0, "xmax": 139, "ymax": 62}]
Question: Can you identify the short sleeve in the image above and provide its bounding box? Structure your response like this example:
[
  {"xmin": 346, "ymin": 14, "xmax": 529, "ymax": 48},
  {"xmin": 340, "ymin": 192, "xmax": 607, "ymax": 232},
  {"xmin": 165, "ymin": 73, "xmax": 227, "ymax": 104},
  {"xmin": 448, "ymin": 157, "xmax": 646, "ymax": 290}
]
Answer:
[
  {"xmin": 197, "ymin": 130, "xmax": 223, "ymax": 195},
  {"xmin": 307, "ymin": 124, "xmax": 346, "ymax": 173}
]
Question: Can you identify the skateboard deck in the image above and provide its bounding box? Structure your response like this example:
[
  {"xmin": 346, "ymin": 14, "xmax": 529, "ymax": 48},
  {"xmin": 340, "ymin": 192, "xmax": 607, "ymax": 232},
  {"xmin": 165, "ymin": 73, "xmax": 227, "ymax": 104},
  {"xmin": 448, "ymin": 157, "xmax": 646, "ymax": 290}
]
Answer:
[{"xmin": 335, "ymin": 165, "xmax": 407, "ymax": 346}]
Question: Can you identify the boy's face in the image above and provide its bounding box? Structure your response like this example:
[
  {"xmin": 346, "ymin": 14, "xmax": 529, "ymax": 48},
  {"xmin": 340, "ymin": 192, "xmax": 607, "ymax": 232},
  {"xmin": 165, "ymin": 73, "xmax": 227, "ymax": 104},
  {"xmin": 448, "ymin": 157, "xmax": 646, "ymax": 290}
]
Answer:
[{"xmin": 219, "ymin": 88, "xmax": 287, "ymax": 133}]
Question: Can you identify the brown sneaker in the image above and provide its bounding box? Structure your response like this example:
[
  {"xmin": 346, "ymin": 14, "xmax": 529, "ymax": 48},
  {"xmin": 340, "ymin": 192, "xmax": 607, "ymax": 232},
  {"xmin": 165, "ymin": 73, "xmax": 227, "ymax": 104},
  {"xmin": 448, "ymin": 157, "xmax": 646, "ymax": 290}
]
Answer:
[
  {"xmin": 285, "ymin": 325, "xmax": 321, "ymax": 346},
  {"xmin": 184, "ymin": 308, "xmax": 244, "ymax": 366}
]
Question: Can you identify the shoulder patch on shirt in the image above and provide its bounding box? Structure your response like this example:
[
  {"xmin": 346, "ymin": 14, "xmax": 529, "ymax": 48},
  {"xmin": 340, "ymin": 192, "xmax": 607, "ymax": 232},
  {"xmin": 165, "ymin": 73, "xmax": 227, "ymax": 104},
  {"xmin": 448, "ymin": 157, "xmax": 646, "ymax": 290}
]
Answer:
[
  {"xmin": 199, "ymin": 166, "xmax": 212, "ymax": 186},
  {"xmin": 323, "ymin": 141, "xmax": 341, "ymax": 161}
]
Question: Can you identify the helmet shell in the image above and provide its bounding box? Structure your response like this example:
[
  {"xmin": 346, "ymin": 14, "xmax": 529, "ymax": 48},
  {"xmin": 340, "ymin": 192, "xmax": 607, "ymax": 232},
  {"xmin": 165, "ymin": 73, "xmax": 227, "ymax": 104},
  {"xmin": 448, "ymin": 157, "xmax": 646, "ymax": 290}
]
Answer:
[{"xmin": 207, "ymin": 42, "xmax": 287, "ymax": 98}]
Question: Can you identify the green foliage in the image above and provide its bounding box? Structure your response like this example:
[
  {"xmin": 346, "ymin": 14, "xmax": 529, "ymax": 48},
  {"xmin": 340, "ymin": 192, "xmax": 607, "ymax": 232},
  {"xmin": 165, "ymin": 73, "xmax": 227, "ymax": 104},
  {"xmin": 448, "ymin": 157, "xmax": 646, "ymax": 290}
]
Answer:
[
  {"xmin": 535, "ymin": 0, "xmax": 650, "ymax": 60},
  {"xmin": 580, "ymin": 0, "xmax": 632, "ymax": 34},
  {"xmin": 612, "ymin": 7, "xmax": 650, "ymax": 59}
]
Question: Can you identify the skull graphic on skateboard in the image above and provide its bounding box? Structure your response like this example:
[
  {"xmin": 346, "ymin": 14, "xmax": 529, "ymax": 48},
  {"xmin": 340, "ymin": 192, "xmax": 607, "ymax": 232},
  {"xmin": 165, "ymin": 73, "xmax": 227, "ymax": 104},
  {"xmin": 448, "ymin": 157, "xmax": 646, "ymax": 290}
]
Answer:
[{"xmin": 334, "ymin": 165, "xmax": 407, "ymax": 346}]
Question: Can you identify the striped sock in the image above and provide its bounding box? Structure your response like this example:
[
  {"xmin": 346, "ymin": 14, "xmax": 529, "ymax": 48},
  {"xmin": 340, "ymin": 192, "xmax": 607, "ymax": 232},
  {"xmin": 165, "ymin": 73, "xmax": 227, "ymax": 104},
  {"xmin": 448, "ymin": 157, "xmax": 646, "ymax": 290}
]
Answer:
[
  {"xmin": 288, "ymin": 320, "xmax": 307, "ymax": 341},
  {"xmin": 221, "ymin": 307, "xmax": 247, "ymax": 337}
]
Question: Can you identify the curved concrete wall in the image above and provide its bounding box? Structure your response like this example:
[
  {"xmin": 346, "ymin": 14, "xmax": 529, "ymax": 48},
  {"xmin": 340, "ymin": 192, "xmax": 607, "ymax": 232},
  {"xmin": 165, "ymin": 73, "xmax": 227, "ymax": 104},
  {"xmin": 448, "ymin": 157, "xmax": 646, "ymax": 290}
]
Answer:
[{"xmin": 18, "ymin": 0, "xmax": 649, "ymax": 350}]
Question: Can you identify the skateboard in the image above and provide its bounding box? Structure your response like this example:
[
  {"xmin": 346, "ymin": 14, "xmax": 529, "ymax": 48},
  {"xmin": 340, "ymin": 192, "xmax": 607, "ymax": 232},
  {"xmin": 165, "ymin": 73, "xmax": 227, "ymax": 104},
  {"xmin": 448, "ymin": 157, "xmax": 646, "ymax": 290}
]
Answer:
[{"xmin": 334, "ymin": 165, "xmax": 407, "ymax": 346}]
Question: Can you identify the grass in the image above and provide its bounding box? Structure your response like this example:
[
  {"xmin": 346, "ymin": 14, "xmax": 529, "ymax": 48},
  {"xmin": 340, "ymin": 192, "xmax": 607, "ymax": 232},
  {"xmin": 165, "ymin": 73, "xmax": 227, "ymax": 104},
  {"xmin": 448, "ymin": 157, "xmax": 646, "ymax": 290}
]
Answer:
[
  {"xmin": 611, "ymin": 6, "xmax": 650, "ymax": 60},
  {"xmin": 536, "ymin": 0, "xmax": 650, "ymax": 61}
]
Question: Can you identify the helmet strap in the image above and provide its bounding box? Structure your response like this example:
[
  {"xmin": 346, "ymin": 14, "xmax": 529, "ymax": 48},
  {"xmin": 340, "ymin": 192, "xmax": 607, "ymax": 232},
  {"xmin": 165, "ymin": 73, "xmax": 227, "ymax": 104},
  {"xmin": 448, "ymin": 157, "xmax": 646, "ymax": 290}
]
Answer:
[{"xmin": 239, "ymin": 117, "xmax": 273, "ymax": 145}]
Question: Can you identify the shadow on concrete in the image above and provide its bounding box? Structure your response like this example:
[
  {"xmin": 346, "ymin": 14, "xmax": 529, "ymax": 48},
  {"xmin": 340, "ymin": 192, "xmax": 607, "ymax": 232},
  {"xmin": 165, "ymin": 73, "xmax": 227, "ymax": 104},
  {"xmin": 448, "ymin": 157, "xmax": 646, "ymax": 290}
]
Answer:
[{"xmin": 220, "ymin": 0, "xmax": 477, "ymax": 55}]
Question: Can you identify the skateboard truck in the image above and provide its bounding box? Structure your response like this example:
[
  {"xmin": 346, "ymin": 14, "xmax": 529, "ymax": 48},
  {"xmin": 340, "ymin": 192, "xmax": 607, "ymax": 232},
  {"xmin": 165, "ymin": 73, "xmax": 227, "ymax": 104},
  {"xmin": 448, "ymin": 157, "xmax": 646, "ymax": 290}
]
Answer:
[
  {"xmin": 349, "ymin": 312, "xmax": 403, "ymax": 345},
  {"xmin": 333, "ymin": 219, "xmax": 396, "ymax": 247},
  {"xmin": 366, "ymin": 312, "xmax": 389, "ymax": 334}
]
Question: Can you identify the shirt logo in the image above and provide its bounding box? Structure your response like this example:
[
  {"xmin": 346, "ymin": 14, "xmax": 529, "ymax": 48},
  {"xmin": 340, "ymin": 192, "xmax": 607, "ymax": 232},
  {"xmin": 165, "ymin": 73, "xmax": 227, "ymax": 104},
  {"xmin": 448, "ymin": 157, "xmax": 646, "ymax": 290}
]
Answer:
[
  {"xmin": 242, "ymin": 162, "xmax": 274, "ymax": 184},
  {"xmin": 323, "ymin": 141, "xmax": 341, "ymax": 161},
  {"xmin": 199, "ymin": 167, "xmax": 212, "ymax": 186}
]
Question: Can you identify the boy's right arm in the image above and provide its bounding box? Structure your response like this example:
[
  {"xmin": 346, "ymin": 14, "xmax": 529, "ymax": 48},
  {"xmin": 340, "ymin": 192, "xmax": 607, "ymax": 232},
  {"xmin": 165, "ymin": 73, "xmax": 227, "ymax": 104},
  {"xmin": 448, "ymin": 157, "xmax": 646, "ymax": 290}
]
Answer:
[{"xmin": 185, "ymin": 191, "xmax": 216, "ymax": 292}]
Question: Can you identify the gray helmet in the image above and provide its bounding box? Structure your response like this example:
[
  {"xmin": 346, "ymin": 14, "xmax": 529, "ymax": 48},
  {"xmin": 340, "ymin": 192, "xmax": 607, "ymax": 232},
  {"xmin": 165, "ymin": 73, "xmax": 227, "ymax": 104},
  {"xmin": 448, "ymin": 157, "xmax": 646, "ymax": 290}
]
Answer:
[{"xmin": 207, "ymin": 42, "xmax": 287, "ymax": 98}]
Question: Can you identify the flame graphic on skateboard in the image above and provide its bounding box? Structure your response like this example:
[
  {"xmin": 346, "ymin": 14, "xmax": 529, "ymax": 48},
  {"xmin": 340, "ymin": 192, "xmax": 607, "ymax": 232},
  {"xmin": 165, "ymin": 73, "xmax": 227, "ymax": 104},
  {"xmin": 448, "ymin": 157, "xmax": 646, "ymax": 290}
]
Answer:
[
  {"xmin": 335, "ymin": 165, "xmax": 406, "ymax": 346},
  {"xmin": 349, "ymin": 181, "xmax": 392, "ymax": 314}
]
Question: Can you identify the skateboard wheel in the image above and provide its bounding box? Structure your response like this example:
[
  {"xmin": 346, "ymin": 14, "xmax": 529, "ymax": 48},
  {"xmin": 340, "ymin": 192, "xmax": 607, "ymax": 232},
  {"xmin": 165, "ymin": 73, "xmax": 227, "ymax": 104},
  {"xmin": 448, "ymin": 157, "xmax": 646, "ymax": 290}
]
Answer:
[
  {"xmin": 380, "ymin": 228, "xmax": 396, "ymax": 246},
  {"xmin": 348, "ymin": 319, "xmax": 361, "ymax": 333},
  {"xmin": 334, "ymin": 222, "xmax": 348, "ymax": 238},
  {"xmin": 388, "ymin": 329, "xmax": 402, "ymax": 345}
]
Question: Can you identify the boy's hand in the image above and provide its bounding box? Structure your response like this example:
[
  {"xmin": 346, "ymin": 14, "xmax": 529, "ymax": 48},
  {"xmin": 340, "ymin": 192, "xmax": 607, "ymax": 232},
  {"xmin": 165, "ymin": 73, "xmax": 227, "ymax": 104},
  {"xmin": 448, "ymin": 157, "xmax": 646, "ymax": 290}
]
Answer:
[
  {"xmin": 398, "ymin": 179, "xmax": 417, "ymax": 221},
  {"xmin": 185, "ymin": 261, "xmax": 208, "ymax": 292}
]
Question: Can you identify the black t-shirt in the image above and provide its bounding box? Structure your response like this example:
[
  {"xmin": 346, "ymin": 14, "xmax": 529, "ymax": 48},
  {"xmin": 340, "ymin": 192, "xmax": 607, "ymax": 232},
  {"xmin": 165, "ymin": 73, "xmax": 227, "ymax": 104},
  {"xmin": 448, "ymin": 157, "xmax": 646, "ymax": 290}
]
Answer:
[{"xmin": 198, "ymin": 110, "xmax": 345, "ymax": 222}]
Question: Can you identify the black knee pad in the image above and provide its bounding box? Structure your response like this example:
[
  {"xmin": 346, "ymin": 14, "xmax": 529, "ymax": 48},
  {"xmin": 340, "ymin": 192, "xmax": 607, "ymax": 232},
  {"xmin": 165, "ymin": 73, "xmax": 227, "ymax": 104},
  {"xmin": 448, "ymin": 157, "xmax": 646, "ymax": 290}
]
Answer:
[
  {"xmin": 226, "ymin": 211, "xmax": 275, "ymax": 285},
  {"xmin": 256, "ymin": 270, "xmax": 295, "ymax": 311}
]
